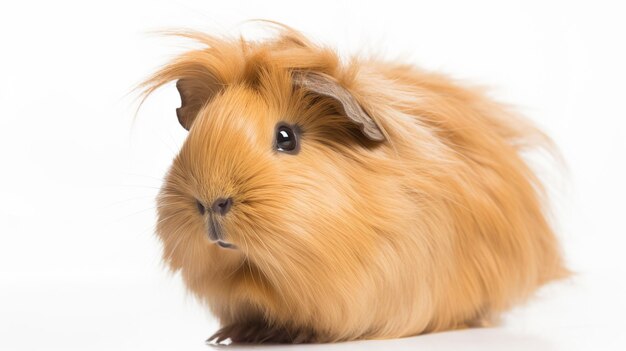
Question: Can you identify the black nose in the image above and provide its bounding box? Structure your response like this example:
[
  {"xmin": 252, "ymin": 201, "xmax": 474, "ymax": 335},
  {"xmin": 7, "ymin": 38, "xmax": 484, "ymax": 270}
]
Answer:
[{"xmin": 211, "ymin": 197, "xmax": 233, "ymax": 216}]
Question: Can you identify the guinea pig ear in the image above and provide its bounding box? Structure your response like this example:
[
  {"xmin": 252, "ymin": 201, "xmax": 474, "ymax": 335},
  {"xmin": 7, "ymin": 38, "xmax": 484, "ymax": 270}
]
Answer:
[
  {"xmin": 175, "ymin": 76, "xmax": 221, "ymax": 130},
  {"xmin": 293, "ymin": 71, "xmax": 385, "ymax": 141}
]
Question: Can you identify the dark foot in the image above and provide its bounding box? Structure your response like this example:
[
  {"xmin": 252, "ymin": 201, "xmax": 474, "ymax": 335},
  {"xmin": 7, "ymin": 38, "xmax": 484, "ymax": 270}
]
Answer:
[{"xmin": 207, "ymin": 322, "xmax": 317, "ymax": 344}]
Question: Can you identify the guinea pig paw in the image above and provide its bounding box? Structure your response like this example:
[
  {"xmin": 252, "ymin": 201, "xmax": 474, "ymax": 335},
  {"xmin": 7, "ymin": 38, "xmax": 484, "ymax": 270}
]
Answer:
[{"xmin": 207, "ymin": 322, "xmax": 317, "ymax": 344}]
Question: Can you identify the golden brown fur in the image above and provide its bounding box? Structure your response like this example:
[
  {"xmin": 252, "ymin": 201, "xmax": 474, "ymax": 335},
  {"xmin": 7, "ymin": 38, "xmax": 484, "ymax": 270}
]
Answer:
[{"xmin": 141, "ymin": 24, "xmax": 567, "ymax": 343}]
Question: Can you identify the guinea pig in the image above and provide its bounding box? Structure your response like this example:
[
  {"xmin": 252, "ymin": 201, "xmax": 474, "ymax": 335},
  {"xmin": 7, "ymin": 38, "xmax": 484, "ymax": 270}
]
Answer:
[{"xmin": 140, "ymin": 24, "xmax": 568, "ymax": 343}]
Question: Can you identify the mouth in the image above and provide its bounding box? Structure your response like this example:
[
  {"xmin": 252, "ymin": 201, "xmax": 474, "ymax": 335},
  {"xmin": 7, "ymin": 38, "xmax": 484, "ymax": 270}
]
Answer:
[
  {"xmin": 216, "ymin": 240, "xmax": 236, "ymax": 249},
  {"xmin": 208, "ymin": 217, "xmax": 237, "ymax": 250}
]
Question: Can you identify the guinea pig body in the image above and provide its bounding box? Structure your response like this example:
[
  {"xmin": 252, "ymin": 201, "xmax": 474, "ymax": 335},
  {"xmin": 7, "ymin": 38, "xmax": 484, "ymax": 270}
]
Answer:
[{"xmin": 143, "ymin": 26, "xmax": 567, "ymax": 343}]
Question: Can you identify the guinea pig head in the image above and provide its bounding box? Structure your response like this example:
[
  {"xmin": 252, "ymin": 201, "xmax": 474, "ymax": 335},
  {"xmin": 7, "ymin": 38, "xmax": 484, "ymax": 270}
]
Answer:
[{"xmin": 147, "ymin": 35, "xmax": 401, "ymax": 336}]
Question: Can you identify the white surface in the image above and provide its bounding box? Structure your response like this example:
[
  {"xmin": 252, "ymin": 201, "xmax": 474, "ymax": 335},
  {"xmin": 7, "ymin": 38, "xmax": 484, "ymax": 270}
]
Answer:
[{"xmin": 1, "ymin": 1, "xmax": 625, "ymax": 350}]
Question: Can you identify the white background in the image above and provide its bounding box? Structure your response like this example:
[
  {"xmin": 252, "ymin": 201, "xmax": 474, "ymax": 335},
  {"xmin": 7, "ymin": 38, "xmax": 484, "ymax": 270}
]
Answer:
[{"xmin": 1, "ymin": 1, "xmax": 625, "ymax": 350}]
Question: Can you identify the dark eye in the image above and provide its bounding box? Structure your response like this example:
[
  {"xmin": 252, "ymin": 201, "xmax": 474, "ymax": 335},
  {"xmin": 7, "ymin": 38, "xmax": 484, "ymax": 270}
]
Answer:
[{"xmin": 275, "ymin": 124, "xmax": 299, "ymax": 154}]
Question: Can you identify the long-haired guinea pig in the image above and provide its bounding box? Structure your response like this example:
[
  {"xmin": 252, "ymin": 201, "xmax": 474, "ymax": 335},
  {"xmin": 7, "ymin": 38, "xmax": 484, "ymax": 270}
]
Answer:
[{"xmin": 140, "ymin": 24, "xmax": 567, "ymax": 343}]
